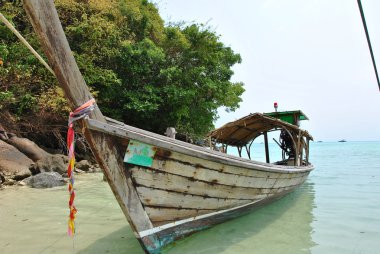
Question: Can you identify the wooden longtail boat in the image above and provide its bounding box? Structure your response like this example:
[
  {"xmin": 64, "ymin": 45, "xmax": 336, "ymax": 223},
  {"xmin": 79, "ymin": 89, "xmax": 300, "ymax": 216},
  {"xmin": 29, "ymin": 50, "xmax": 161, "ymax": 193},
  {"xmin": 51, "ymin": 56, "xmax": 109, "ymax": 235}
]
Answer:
[{"xmin": 23, "ymin": 1, "xmax": 314, "ymax": 253}]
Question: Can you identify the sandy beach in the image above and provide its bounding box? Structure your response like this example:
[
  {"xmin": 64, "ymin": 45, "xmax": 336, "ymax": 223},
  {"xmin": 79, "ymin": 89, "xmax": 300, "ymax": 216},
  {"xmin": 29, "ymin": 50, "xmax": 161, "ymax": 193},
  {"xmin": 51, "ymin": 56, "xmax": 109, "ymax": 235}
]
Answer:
[{"xmin": 0, "ymin": 173, "xmax": 144, "ymax": 254}]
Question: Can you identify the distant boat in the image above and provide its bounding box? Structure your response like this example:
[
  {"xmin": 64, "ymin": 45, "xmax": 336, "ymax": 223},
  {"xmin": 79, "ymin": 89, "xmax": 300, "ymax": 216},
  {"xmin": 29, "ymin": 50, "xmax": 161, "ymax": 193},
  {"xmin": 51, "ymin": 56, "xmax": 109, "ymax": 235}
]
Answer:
[
  {"xmin": 338, "ymin": 139, "xmax": 347, "ymax": 142},
  {"xmin": 22, "ymin": 2, "xmax": 315, "ymax": 253}
]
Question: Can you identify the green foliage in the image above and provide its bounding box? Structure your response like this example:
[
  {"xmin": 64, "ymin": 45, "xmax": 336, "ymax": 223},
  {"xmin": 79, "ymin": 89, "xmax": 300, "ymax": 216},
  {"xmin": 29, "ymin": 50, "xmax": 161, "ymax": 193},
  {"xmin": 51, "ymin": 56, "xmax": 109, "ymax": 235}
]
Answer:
[
  {"xmin": 0, "ymin": 91, "xmax": 15, "ymax": 109},
  {"xmin": 0, "ymin": 0, "xmax": 245, "ymax": 140}
]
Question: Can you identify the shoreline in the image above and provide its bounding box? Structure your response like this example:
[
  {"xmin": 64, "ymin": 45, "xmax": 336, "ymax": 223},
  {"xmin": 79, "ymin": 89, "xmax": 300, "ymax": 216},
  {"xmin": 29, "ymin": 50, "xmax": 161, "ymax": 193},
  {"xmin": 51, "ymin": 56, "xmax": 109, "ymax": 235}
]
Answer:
[{"xmin": 0, "ymin": 127, "xmax": 101, "ymax": 188}]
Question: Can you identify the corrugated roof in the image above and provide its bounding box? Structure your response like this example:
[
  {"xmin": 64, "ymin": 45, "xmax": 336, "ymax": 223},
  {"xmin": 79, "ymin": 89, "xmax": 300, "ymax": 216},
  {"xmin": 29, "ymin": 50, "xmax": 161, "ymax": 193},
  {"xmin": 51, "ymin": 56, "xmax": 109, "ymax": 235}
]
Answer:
[{"xmin": 208, "ymin": 113, "xmax": 313, "ymax": 147}]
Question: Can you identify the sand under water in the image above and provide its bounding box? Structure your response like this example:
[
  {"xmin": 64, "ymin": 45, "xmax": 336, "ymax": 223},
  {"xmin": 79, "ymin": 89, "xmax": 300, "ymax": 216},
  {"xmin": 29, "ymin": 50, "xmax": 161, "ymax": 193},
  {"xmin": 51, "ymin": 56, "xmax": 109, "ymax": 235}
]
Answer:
[{"xmin": 1, "ymin": 141, "xmax": 379, "ymax": 254}]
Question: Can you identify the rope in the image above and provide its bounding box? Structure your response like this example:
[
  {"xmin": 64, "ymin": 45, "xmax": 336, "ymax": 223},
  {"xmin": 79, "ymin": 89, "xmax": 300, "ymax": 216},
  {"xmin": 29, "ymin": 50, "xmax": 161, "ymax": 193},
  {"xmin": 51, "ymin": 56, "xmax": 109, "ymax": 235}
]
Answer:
[
  {"xmin": 67, "ymin": 99, "xmax": 96, "ymax": 237},
  {"xmin": 0, "ymin": 13, "xmax": 55, "ymax": 76},
  {"xmin": 357, "ymin": 0, "xmax": 380, "ymax": 91}
]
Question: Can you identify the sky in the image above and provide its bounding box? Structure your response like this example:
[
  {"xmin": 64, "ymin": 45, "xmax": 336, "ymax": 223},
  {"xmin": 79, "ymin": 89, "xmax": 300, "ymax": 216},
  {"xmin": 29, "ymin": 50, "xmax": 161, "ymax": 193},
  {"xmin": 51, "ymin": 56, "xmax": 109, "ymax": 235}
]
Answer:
[{"xmin": 153, "ymin": 0, "xmax": 380, "ymax": 141}]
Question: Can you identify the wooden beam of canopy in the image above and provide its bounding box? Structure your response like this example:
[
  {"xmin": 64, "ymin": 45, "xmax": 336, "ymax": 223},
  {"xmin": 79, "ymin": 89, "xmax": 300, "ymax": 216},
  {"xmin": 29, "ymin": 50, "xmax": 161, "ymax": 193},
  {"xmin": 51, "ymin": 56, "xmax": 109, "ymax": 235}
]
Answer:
[{"xmin": 208, "ymin": 113, "xmax": 313, "ymax": 146}]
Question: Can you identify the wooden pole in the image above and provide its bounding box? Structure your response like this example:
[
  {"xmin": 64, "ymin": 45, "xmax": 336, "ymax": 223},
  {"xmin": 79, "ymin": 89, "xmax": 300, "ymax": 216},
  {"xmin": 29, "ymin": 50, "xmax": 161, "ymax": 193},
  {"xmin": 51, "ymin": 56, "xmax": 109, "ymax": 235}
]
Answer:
[
  {"xmin": 296, "ymin": 130, "xmax": 302, "ymax": 166},
  {"xmin": 264, "ymin": 132, "xmax": 270, "ymax": 163},
  {"xmin": 357, "ymin": 0, "xmax": 380, "ymax": 91},
  {"xmin": 23, "ymin": 0, "xmax": 154, "ymax": 234},
  {"xmin": 0, "ymin": 13, "xmax": 55, "ymax": 76},
  {"xmin": 300, "ymin": 138, "xmax": 304, "ymax": 166},
  {"xmin": 237, "ymin": 146, "xmax": 242, "ymax": 157},
  {"xmin": 306, "ymin": 138, "xmax": 310, "ymax": 164},
  {"xmin": 245, "ymin": 145, "xmax": 251, "ymax": 159}
]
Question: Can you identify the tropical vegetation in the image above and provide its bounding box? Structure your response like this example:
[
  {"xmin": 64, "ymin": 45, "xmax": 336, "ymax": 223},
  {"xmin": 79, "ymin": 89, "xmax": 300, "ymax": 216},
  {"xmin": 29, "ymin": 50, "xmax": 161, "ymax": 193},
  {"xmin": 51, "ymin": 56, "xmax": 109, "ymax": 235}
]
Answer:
[{"xmin": 0, "ymin": 0, "xmax": 244, "ymax": 148}]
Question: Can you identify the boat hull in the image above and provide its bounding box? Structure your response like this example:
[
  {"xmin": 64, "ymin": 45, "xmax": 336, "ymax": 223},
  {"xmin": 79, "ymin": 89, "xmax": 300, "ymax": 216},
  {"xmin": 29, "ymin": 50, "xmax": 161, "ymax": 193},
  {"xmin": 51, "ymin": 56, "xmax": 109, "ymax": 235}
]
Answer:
[
  {"xmin": 139, "ymin": 187, "xmax": 298, "ymax": 253},
  {"xmin": 86, "ymin": 118, "xmax": 313, "ymax": 253}
]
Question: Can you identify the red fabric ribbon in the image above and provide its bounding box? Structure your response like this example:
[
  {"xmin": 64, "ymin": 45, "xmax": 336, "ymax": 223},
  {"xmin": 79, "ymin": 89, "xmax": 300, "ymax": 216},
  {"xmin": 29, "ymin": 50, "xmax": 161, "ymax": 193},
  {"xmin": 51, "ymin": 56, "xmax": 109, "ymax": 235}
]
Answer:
[{"xmin": 67, "ymin": 99, "xmax": 95, "ymax": 236}]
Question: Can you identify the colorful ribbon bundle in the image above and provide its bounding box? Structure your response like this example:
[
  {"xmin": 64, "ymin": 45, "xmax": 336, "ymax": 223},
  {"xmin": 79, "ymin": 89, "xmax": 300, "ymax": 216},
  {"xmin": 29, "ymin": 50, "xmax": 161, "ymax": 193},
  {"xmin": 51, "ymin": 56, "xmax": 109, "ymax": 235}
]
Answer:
[{"xmin": 67, "ymin": 99, "xmax": 96, "ymax": 236}]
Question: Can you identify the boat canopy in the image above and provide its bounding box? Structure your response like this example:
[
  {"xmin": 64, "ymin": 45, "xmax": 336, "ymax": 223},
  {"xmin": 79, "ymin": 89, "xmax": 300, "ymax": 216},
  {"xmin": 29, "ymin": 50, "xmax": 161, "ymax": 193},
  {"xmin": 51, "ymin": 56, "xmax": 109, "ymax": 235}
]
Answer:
[
  {"xmin": 264, "ymin": 110, "xmax": 308, "ymax": 125},
  {"xmin": 208, "ymin": 112, "xmax": 313, "ymax": 147}
]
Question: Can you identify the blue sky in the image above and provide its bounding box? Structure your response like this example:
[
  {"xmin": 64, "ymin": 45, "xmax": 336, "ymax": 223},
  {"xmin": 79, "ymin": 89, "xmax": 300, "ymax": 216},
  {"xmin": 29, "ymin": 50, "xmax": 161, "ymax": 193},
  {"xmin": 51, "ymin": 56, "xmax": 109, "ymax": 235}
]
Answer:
[{"xmin": 154, "ymin": 0, "xmax": 380, "ymax": 141}]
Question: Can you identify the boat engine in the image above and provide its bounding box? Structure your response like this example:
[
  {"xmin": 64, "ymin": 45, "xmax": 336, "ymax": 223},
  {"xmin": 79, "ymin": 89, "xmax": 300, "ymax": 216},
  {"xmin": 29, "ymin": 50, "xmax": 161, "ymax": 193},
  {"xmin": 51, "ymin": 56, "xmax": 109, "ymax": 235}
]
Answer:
[{"xmin": 279, "ymin": 130, "xmax": 295, "ymax": 159}]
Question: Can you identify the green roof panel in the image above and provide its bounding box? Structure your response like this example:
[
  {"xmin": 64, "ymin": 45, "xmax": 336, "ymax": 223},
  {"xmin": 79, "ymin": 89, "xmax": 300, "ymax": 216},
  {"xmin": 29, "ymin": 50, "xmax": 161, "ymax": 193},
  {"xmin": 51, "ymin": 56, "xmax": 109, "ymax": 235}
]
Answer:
[{"xmin": 264, "ymin": 110, "xmax": 309, "ymax": 125}]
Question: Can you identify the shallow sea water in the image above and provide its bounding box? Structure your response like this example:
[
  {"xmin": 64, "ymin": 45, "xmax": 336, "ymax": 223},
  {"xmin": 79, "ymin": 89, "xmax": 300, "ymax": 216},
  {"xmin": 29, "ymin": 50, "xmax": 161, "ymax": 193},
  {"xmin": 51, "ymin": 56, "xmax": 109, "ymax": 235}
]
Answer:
[{"xmin": 1, "ymin": 141, "xmax": 379, "ymax": 254}]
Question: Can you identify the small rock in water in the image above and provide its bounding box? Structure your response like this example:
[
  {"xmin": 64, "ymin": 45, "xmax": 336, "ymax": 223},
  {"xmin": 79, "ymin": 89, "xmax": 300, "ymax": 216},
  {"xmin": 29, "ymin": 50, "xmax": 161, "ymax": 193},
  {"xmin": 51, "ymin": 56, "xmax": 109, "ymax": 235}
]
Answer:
[
  {"xmin": 90, "ymin": 166, "xmax": 102, "ymax": 173},
  {"xmin": 30, "ymin": 154, "xmax": 68, "ymax": 175},
  {"xmin": 21, "ymin": 172, "xmax": 66, "ymax": 188},
  {"xmin": 76, "ymin": 160, "xmax": 91, "ymax": 172},
  {"xmin": 74, "ymin": 168, "xmax": 85, "ymax": 174},
  {"xmin": 3, "ymin": 179, "xmax": 16, "ymax": 186}
]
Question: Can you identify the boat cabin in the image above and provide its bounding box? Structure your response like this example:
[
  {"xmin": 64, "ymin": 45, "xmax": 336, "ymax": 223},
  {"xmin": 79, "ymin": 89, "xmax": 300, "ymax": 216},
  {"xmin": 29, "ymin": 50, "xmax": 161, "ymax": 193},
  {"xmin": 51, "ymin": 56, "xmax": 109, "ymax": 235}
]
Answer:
[
  {"xmin": 207, "ymin": 111, "xmax": 313, "ymax": 166},
  {"xmin": 264, "ymin": 110, "xmax": 308, "ymax": 126}
]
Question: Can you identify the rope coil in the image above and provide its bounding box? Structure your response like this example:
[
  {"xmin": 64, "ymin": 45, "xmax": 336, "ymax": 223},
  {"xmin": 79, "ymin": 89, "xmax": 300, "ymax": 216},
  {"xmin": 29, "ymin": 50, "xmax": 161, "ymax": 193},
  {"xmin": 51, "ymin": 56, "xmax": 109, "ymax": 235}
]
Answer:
[{"xmin": 67, "ymin": 99, "xmax": 96, "ymax": 236}]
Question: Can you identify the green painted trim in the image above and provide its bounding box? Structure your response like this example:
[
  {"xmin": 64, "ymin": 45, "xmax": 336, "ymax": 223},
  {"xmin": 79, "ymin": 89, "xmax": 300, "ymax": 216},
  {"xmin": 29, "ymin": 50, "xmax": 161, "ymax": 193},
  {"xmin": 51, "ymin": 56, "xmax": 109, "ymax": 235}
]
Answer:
[{"xmin": 124, "ymin": 140, "xmax": 156, "ymax": 167}]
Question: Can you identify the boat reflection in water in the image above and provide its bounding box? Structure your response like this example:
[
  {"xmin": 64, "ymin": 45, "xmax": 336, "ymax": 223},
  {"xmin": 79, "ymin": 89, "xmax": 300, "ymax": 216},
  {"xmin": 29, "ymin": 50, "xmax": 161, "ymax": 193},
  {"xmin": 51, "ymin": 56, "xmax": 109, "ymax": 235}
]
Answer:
[{"xmin": 163, "ymin": 181, "xmax": 316, "ymax": 254}]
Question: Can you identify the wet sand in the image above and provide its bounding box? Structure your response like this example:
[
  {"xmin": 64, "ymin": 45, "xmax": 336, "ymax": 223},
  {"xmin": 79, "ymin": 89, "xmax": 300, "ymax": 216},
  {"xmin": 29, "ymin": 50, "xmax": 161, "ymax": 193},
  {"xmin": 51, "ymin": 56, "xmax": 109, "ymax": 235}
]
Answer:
[{"xmin": 0, "ymin": 173, "xmax": 144, "ymax": 254}]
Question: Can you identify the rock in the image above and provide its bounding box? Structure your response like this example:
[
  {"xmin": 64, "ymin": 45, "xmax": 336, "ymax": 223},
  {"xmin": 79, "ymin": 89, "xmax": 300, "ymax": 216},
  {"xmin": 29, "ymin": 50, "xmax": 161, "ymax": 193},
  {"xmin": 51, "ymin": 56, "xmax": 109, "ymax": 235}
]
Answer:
[
  {"xmin": 76, "ymin": 160, "xmax": 91, "ymax": 172},
  {"xmin": 74, "ymin": 168, "xmax": 85, "ymax": 173},
  {"xmin": 6, "ymin": 136, "xmax": 49, "ymax": 162},
  {"xmin": 30, "ymin": 154, "xmax": 68, "ymax": 175},
  {"xmin": 0, "ymin": 124, "xmax": 9, "ymax": 141},
  {"xmin": 0, "ymin": 172, "xmax": 5, "ymax": 183},
  {"xmin": 3, "ymin": 179, "xmax": 16, "ymax": 186},
  {"xmin": 0, "ymin": 131, "xmax": 8, "ymax": 141},
  {"xmin": 21, "ymin": 172, "xmax": 66, "ymax": 188},
  {"xmin": 0, "ymin": 140, "xmax": 33, "ymax": 181},
  {"xmin": 90, "ymin": 166, "xmax": 102, "ymax": 173},
  {"xmin": 88, "ymin": 163, "xmax": 102, "ymax": 173},
  {"xmin": 18, "ymin": 180, "xmax": 27, "ymax": 186}
]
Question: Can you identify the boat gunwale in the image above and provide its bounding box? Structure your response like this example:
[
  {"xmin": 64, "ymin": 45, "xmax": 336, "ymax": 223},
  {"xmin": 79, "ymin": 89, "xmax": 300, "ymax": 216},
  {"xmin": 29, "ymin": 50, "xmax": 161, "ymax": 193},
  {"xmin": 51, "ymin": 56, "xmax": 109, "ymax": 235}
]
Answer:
[{"xmin": 86, "ymin": 118, "xmax": 314, "ymax": 174}]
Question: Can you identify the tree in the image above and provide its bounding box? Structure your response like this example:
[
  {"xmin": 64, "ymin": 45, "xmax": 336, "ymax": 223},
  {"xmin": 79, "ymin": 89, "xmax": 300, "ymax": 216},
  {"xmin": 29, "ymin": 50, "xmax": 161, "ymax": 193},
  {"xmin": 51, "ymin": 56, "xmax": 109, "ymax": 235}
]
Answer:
[{"xmin": 0, "ymin": 0, "xmax": 244, "ymax": 144}]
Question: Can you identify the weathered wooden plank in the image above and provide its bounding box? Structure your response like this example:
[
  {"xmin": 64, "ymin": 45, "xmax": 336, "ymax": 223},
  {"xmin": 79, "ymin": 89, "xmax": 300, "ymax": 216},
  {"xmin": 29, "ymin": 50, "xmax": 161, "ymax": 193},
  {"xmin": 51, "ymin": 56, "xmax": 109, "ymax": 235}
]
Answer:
[
  {"xmin": 273, "ymin": 174, "xmax": 308, "ymax": 188},
  {"xmin": 130, "ymin": 167, "xmax": 274, "ymax": 199},
  {"xmin": 141, "ymin": 188, "xmax": 295, "ymax": 247},
  {"xmin": 131, "ymin": 166, "xmax": 305, "ymax": 224},
  {"xmin": 88, "ymin": 119, "xmax": 314, "ymax": 174},
  {"xmin": 23, "ymin": 0, "xmax": 153, "ymax": 234},
  {"xmin": 149, "ymin": 157, "xmax": 306, "ymax": 189},
  {"xmin": 106, "ymin": 117, "xmax": 276, "ymax": 167},
  {"xmin": 154, "ymin": 158, "xmax": 274, "ymax": 188},
  {"xmin": 136, "ymin": 186, "xmax": 255, "ymax": 210},
  {"xmin": 145, "ymin": 207, "xmax": 215, "ymax": 224},
  {"xmin": 155, "ymin": 149, "xmax": 308, "ymax": 179}
]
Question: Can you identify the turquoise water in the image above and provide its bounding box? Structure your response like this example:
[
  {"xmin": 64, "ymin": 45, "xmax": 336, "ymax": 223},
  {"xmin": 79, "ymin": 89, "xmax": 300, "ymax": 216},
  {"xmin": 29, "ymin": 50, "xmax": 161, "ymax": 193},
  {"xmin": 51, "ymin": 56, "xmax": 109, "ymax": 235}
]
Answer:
[{"xmin": 1, "ymin": 141, "xmax": 379, "ymax": 253}]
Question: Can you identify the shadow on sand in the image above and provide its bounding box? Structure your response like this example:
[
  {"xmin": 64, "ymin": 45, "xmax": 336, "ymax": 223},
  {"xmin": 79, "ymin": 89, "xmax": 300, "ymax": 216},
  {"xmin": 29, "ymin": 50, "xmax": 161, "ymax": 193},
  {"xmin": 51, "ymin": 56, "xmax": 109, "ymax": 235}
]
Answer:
[{"xmin": 76, "ymin": 226, "xmax": 144, "ymax": 254}]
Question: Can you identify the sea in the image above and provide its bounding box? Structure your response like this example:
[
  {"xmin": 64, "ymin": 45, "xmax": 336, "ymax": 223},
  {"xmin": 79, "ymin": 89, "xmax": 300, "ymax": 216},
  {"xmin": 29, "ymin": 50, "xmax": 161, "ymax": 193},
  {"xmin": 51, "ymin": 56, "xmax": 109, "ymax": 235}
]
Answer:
[{"xmin": 1, "ymin": 141, "xmax": 379, "ymax": 254}]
